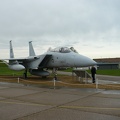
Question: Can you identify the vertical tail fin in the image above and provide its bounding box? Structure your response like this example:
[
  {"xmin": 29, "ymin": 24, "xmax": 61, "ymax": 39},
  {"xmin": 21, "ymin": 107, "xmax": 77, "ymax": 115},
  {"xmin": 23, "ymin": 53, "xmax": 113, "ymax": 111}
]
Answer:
[
  {"xmin": 29, "ymin": 41, "xmax": 36, "ymax": 56},
  {"xmin": 10, "ymin": 40, "xmax": 14, "ymax": 58}
]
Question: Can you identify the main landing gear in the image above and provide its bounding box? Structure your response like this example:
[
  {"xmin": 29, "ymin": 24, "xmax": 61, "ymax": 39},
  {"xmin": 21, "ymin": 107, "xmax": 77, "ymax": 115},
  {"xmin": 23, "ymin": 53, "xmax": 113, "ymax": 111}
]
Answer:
[{"xmin": 52, "ymin": 68, "xmax": 58, "ymax": 81}]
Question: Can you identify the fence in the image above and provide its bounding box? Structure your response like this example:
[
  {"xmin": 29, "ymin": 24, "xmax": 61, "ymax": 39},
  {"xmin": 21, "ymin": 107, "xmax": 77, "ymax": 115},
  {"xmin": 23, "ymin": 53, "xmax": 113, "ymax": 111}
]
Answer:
[{"xmin": 0, "ymin": 76, "xmax": 120, "ymax": 90}]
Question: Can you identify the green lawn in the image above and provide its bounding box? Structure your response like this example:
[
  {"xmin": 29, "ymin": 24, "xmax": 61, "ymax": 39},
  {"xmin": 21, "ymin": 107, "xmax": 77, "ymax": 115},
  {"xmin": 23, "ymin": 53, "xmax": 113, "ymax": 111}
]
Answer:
[
  {"xmin": 0, "ymin": 62, "xmax": 120, "ymax": 76},
  {"xmin": 94, "ymin": 69, "xmax": 120, "ymax": 76},
  {"xmin": 61, "ymin": 68, "xmax": 120, "ymax": 76},
  {"xmin": 0, "ymin": 62, "xmax": 24, "ymax": 76}
]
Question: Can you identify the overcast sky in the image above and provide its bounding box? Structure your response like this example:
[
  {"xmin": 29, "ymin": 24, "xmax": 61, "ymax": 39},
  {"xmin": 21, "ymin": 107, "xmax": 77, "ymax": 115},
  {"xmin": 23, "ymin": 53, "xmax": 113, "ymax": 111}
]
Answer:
[{"xmin": 0, "ymin": 0, "xmax": 120, "ymax": 59}]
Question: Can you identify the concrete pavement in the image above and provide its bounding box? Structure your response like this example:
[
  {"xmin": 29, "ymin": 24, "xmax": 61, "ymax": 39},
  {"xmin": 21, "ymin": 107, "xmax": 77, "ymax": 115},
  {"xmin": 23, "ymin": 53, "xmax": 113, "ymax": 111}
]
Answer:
[{"xmin": 0, "ymin": 82, "xmax": 120, "ymax": 120}]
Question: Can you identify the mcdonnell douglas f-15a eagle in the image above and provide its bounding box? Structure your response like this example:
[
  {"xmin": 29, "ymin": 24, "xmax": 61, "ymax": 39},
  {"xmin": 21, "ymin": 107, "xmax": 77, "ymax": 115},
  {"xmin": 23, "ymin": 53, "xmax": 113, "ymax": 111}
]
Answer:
[{"xmin": 1, "ymin": 41, "xmax": 96, "ymax": 78}]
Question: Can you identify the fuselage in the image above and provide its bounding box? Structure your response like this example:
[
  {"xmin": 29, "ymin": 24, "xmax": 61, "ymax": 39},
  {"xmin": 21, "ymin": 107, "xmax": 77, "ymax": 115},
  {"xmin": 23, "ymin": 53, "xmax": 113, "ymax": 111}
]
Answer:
[
  {"xmin": 44, "ymin": 47, "xmax": 96, "ymax": 68},
  {"xmin": 22, "ymin": 47, "xmax": 96, "ymax": 69},
  {"xmin": 46, "ymin": 52, "xmax": 96, "ymax": 68}
]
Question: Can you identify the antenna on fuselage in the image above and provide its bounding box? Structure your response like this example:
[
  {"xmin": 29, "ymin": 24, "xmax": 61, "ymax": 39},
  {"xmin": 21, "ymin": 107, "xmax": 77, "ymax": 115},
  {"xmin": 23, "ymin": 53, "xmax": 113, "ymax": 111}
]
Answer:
[{"xmin": 29, "ymin": 41, "xmax": 36, "ymax": 56}]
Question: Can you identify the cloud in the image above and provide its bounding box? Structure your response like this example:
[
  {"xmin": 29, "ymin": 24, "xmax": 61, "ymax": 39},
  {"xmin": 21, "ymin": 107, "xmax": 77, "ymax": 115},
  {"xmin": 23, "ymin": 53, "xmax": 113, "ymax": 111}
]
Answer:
[{"xmin": 0, "ymin": 0, "xmax": 120, "ymax": 58}]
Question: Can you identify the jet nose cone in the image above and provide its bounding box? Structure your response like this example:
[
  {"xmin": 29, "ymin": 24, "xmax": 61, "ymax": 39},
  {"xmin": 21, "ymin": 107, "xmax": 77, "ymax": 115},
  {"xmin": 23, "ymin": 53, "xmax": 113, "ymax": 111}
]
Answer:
[
  {"xmin": 82, "ymin": 58, "xmax": 96, "ymax": 66},
  {"xmin": 74, "ymin": 54, "xmax": 97, "ymax": 67},
  {"xmin": 90, "ymin": 59, "xmax": 97, "ymax": 66}
]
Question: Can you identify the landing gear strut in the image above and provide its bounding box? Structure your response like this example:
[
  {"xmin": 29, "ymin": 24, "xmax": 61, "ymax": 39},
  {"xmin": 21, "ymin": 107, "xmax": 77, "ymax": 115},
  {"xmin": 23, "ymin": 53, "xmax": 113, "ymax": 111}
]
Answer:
[{"xmin": 52, "ymin": 68, "xmax": 58, "ymax": 81}]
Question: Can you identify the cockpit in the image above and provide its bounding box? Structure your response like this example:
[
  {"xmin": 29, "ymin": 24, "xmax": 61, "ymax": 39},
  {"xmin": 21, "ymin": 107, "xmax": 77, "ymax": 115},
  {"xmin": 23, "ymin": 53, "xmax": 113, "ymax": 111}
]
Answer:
[
  {"xmin": 48, "ymin": 47, "xmax": 72, "ymax": 53},
  {"xmin": 48, "ymin": 47, "xmax": 78, "ymax": 53}
]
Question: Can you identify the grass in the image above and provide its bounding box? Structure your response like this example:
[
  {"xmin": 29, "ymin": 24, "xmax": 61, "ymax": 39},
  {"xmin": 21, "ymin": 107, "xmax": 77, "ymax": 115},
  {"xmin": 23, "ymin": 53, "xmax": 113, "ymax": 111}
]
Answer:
[
  {"xmin": 93, "ymin": 69, "xmax": 120, "ymax": 76},
  {"xmin": 61, "ymin": 68, "xmax": 120, "ymax": 76},
  {"xmin": 0, "ymin": 62, "xmax": 25, "ymax": 76},
  {"xmin": 0, "ymin": 62, "xmax": 120, "ymax": 76}
]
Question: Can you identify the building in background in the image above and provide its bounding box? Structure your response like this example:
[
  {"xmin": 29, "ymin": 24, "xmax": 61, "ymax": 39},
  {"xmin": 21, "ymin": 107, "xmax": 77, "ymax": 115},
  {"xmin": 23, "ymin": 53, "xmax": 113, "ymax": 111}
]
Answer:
[{"xmin": 94, "ymin": 58, "xmax": 120, "ymax": 69}]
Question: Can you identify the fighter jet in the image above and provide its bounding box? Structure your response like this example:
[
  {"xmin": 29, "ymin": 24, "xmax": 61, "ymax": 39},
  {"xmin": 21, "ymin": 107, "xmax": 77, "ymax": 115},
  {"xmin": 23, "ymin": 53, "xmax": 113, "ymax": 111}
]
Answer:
[{"xmin": 1, "ymin": 41, "xmax": 96, "ymax": 78}]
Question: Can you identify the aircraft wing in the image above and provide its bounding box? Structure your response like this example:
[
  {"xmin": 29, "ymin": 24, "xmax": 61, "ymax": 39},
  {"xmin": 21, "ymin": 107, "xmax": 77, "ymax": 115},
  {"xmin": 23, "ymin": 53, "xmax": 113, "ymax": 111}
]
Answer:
[
  {"xmin": 1, "ymin": 56, "xmax": 39, "ymax": 67},
  {"xmin": 1, "ymin": 56, "xmax": 39, "ymax": 61},
  {"xmin": 1, "ymin": 54, "xmax": 52, "ymax": 69},
  {"xmin": 1, "ymin": 57, "xmax": 38, "ymax": 65}
]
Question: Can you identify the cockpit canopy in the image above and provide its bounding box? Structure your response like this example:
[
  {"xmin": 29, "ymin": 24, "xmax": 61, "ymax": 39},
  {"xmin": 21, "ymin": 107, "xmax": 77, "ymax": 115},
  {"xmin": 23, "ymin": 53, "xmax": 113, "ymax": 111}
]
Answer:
[
  {"xmin": 48, "ymin": 47, "xmax": 78, "ymax": 53},
  {"xmin": 48, "ymin": 47, "xmax": 72, "ymax": 53}
]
